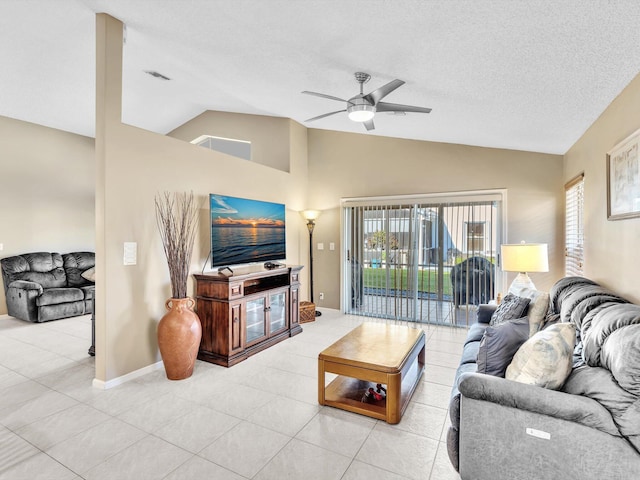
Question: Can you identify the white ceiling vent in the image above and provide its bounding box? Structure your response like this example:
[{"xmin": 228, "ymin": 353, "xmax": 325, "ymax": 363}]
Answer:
[{"xmin": 191, "ymin": 135, "xmax": 251, "ymax": 161}]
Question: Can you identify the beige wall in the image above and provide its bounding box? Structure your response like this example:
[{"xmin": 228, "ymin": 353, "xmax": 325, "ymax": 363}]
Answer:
[
  {"xmin": 0, "ymin": 115, "xmax": 94, "ymax": 315},
  {"xmin": 306, "ymin": 130, "xmax": 565, "ymax": 309},
  {"xmin": 95, "ymin": 14, "xmax": 308, "ymax": 382},
  {"xmin": 169, "ymin": 110, "xmax": 292, "ymax": 173},
  {"xmin": 564, "ymin": 72, "xmax": 640, "ymax": 303},
  {"xmin": 4, "ymin": 14, "xmax": 605, "ymax": 383}
]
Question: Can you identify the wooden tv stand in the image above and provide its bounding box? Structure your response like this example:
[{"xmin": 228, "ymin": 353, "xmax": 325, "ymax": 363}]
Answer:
[{"xmin": 194, "ymin": 265, "xmax": 303, "ymax": 367}]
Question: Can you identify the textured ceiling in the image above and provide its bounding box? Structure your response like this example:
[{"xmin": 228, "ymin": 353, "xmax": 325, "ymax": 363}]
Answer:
[{"xmin": 1, "ymin": 1, "xmax": 640, "ymax": 154}]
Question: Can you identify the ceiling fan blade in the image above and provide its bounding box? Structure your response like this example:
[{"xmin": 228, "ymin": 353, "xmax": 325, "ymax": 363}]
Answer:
[
  {"xmin": 305, "ymin": 109, "xmax": 346, "ymax": 122},
  {"xmin": 363, "ymin": 119, "xmax": 375, "ymax": 131},
  {"xmin": 363, "ymin": 79, "xmax": 405, "ymax": 105},
  {"xmin": 301, "ymin": 91, "xmax": 349, "ymax": 103},
  {"xmin": 376, "ymin": 102, "xmax": 432, "ymax": 114}
]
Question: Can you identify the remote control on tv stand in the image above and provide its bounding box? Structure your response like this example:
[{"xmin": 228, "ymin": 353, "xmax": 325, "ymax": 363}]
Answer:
[{"xmin": 264, "ymin": 262, "xmax": 282, "ymax": 269}]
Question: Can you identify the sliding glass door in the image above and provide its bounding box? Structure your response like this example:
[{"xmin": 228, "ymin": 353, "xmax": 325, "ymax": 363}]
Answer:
[{"xmin": 343, "ymin": 192, "xmax": 503, "ymax": 326}]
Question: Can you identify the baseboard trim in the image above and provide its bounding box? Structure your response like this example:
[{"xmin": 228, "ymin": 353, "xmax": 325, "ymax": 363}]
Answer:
[{"xmin": 92, "ymin": 361, "xmax": 164, "ymax": 390}]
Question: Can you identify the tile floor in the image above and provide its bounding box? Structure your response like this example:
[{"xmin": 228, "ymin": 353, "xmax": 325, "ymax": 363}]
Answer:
[{"xmin": 0, "ymin": 309, "xmax": 465, "ymax": 480}]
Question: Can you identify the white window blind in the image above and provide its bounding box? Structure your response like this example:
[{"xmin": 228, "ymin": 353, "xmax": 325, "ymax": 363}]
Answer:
[{"xmin": 565, "ymin": 174, "xmax": 584, "ymax": 277}]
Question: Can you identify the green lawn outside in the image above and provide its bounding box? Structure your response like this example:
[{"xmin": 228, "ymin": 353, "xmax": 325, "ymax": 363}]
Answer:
[{"xmin": 363, "ymin": 267, "xmax": 453, "ymax": 295}]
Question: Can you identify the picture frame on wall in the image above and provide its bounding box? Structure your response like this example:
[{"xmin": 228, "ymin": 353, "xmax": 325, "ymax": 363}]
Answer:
[{"xmin": 607, "ymin": 128, "xmax": 640, "ymax": 220}]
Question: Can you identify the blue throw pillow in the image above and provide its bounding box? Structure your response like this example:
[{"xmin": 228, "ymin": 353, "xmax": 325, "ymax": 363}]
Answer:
[{"xmin": 477, "ymin": 317, "xmax": 530, "ymax": 377}]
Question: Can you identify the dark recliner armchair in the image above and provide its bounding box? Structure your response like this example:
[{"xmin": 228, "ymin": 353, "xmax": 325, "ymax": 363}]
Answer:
[
  {"xmin": 1, "ymin": 252, "xmax": 95, "ymax": 322},
  {"xmin": 451, "ymin": 256, "xmax": 494, "ymax": 307}
]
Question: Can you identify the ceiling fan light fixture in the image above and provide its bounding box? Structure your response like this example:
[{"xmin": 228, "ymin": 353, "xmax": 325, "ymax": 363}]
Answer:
[{"xmin": 347, "ymin": 104, "xmax": 375, "ymax": 122}]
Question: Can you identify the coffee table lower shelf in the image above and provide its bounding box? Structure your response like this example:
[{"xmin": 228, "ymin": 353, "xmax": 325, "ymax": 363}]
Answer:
[
  {"xmin": 321, "ymin": 356, "xmax": 424, "ymax": 423},
  {"xmin": 318, "ymin": 323, "xmax": 425, "ymax": 424},
  {"xmin": 324, "ymin": 377, "xmax": 387, "ymax": 420}
]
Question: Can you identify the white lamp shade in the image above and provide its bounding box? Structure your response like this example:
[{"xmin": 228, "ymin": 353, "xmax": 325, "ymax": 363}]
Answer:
[
  {"xmin": 501, "ymin": 243, "xmax": 549, "ymax": 273},
  {"xmin": 301, "ymin": 210, "xmax": 321, "ymax": 221}
]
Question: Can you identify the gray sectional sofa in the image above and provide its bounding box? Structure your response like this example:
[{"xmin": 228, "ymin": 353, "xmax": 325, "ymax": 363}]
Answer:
[
  {"xmin": 448, "ymin": 276, "xmax": 640, "ymax": 479},
  {"xmin": 1, "ymin": 252, "xmax": 95, "ymax": 322}
]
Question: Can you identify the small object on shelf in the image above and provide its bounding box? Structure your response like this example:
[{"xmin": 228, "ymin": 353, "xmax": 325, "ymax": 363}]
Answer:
[
  {"xmin": 218, "ymin": 266, "xmax": 233, "ymax": 276},
  {"xmin": 362, "ymin": 387, "xmax": 385, "ymax": 403},
  {"xmin": 299, "ymin": 301, "xmax": 316, "ymax": 323},
  {"xmin": 361, "ymin": 388, "xmax": 373, "ymax": 403}
]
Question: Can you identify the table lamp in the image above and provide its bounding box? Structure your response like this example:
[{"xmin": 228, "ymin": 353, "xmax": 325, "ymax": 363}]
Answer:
[{"xmin": 501, "ymin": 242, "xmax": 549, "ymax": 295}]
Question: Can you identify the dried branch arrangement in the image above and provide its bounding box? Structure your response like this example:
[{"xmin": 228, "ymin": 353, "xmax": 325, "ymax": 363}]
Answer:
[{"xmin": 155, "ymin": 191, "xmax": 199, "ymax": 299}]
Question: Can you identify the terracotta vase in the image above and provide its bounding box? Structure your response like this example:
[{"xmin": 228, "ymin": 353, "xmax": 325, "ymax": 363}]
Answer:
[{"xmin": 157, "ymin": 297, "xmax": 202, "ymax": 380}]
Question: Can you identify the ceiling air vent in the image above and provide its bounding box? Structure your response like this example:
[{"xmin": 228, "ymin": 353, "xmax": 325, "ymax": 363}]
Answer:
[
  {"xmin": 191, "ymin": 135, "xmax": 251, "ymax": 161},
  {"xmin": 145, "ymin": 70, "xmax": 171, "ymax": 81}
]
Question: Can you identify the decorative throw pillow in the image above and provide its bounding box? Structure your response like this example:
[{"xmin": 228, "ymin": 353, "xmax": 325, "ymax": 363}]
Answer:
[
  {"xmin": 512, "ymin": 288, "xmax": 550, "ymax": 336},
  {"xmin": 506, "ymin": 323, "xmax": 576, "ymax": 390},
  {"xmin": 490, "ymin": 293, "xmax": 531, "ymax": 326},
  {"xmin": 477, "ymin": 317, "xmax": 530, "ymax": 377},
  {"xmin": 81, "ymin": 266, "xmax": 96, "ymax": 283}
]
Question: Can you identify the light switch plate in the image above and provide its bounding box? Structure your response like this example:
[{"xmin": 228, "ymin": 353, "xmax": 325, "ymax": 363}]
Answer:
[
  {"xmin": 329, "ymin": 242, "xmax": 335, "ymax": 251},
  {"xmin": 123, "ymin": 242, "xmax": 137, "ymax": 265},
  {"xmin": 317, "ymin": 242, "xmax": 324, "ymax": 250},
  {"xmin": 0, "ymin": 243, "xmax": 3, "ymax": 251}
]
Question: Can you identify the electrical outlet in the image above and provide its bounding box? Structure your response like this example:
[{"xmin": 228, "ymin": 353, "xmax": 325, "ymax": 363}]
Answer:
[{"xmin": 319, "ymin": 292, "xmax": 324, "ymax": 300}]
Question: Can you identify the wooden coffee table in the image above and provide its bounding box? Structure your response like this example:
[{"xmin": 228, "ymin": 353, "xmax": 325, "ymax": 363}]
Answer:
[{"xmin": 318, "ymin": 322, "xmax": 425, "ymax": 424}]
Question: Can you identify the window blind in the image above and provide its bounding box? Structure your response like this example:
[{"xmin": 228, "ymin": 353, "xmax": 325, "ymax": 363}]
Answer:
[
  {"xmin": 344, "ymin": 198, "xmax": 499, "ymax": 325},
  {"xmin": 565, "ymin": 174, "xmax": 584, "ymax": 277}
]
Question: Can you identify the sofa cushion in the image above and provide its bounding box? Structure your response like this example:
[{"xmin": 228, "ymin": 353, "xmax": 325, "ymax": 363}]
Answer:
[
  {"xmin": 1, "ymin": 253, "xmax": 66, "ymax": 294},
  {"xmin": 490, "ymin": 293, "xmax": 530, "ymax": 326},
  {"xmin": 464, "ymin": 322, "xmax": 489, "ymax": 346},
  {"xmin": 549, "ymin": 276, "xmax": 599, "ymax": 315},
  {"xmin": 36, "ymin": 288, "xmax": 84, "ymax": 307},
  {"xmin": 14, "ymin": 268, "xmax": 66, "ymax": 289},
  {"xmin": 80, "ymin": 285, "xmax": 95, "ymax": 300},
  {"xmin": 477, "ymin": 317, "xmax": 529, "ymax": 377},
  {"xmin": 63, "ymin": 252, "xmax": 95, "ymax": 287},
  {"xmin": 563, "ymin": 365, "xmax": 640, "ymax": 440},
  {"xmin": 460, "ymin": 339, "xmax": 481, "ymax": 366},
  {"xmin": 560, "ymin": 285, "xmax": 628, "ymax": 325},
  {"xmin": 62, "ymin": 252, "xmax": 95, "ymax": 271},
  {"xmin": 581, "ymin": 303, "xmax": 640, "ymax": 386},
  {"xmin": 604, "ymin": 324, "xmax": 640, "ymax": 397},
  {"xmin": 506, "ymin": 323, "xmax": 576, "ymax": 390},
  {"xmin": 588, "ymin": 304, "xmax": 640, "ymax": 396},
  {"xmin": 62, "ymin": 268, "xmax": 85, "ymax": 287}
]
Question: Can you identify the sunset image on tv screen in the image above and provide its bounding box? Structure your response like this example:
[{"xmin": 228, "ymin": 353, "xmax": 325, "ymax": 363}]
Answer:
[{"xmin": 210, "ymin": 194, "xmax": 286, "ymax": 267}]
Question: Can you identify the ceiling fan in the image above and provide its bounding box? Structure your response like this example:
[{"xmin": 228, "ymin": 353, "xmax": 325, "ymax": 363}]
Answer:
[{"xmin": 302, "ymin": 72, "xmax": 432, "ymax": 131}]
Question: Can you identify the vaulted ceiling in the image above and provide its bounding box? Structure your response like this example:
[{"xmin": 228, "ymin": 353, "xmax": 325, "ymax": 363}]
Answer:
[{"xmin": 2, "ymin": 1, "xmax": 640, "ymax": 154}]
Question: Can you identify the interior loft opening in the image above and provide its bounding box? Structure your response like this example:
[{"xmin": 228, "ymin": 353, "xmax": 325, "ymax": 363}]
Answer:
[{"xmin": 191, "ymin": 135, "xmax": 252, "ymax": 161}]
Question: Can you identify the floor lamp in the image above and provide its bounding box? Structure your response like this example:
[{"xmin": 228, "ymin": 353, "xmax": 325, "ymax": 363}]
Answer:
[{"xmin": 302, "ymin": 210, "xmax": 322, "ymax": 317}]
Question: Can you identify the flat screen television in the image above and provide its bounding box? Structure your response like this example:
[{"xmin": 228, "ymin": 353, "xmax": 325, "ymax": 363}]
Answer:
[{"xmin": 210, "ymin": 194, "xmax": 286, "ymax": 268}]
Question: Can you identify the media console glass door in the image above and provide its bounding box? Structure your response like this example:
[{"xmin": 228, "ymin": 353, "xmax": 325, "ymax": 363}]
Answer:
[
  {"xmin": 246, "ymin": 297, "xmax": 266, "ymax": 344},
  {"xmin": 269, "ymin": 291, "xmax": 287, "ymax": 333}
]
